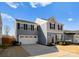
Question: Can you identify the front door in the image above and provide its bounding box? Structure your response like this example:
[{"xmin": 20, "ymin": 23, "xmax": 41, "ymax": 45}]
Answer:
[
  {"xmin": 52, "ymin": 37, "xmax": 54, "ymax": 43},
  {"xmin": 51, "ymin": 35, "xmax": 55, "ymax": 44}
]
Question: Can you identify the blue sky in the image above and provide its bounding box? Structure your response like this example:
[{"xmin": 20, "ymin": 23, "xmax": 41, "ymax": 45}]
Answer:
[{"xmin": 0, "ymin": 2, "xmax": 79, "ymax": 36}]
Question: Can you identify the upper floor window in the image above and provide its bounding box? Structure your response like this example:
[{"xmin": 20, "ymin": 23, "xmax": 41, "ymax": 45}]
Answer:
[
  {"xmin": 50, "ymin": 23, "xmax": 55, "ymax": 29},
  {"xmin": 17, "ymin": 23, "xmax": 35, "ymax": 31},
  {"xmin": 17, "ymin": 23, "xmax": 20, "ymax": 29},
  {"xmin": 58, "ymin": 24, "xmax": 63, "ymax": 30},
  {"xmin": 24, "ymin": 24, "xmax": 28, "ymax": 30},
  {"xmin": 20, "ymin": 24, "xmax": 24, "ymax": 30},
  {"xmin": 31, "ymin": 25, "xmax": 34, "ymax": 31}
]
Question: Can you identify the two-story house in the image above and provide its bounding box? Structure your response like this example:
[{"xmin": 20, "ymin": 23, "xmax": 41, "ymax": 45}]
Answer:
[
  {"xmin": 15, "ymin": 19, "xmax": 38, "ymax": 44},
  {"xmin": 35, "ymin": 17, "xmax": 64, "ymax": 45},
  {"xmin": 0, "ymin": 14, "xmax": 2, "ymax": 44}
]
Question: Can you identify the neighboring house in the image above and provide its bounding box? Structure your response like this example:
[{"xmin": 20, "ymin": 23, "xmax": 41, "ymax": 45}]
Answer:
[
  {"xmin": 35, "ymin": 17, "xmax": 64, "ymax": 45},
  {"xmin": 15, "ymin": 19, "xmax": 38, "ymax": 44},
  {"xmin": 0, "ymin": 14, "xmax": 2, "ymax": 44},
  {"xmin": 64, "ymin": 30, "xmax": 79, "ymax": 44}
]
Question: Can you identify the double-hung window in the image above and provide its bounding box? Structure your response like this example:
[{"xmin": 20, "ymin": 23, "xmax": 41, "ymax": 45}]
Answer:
[
  {"xmin": 50, "ymin": 23, "xmax": 55, "ymax": 29},
  {"xmin": 31, "ymin": 25, "xmax": 34, "ymax": 31}
]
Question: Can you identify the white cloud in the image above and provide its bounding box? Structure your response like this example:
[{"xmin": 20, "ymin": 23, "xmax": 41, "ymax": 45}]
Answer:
[
  {"xmin": 30, "ymin": 2, "xmax": 37, "ymax": 8},
  {"xmin": 1, "ymin": 13, "xmax": 15, "ymax": 21},
  {"xmin": 30, "ymin": 2, "xmax": 52, "ymax": 8},
  {"xmin": 6, "ymin": 2, "xmax": 19, "ymax": 8},
  {"xmin": 68, "ymin": 18, "xmax": 73, "ymax": 21}
]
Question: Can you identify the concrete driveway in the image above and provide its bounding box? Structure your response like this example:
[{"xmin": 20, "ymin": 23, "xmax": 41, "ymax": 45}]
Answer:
[
  {"xmin": 22, "ymin": 44, "xmax": 58, "ymax": 56},
  {"xmin": 21, "ymin": 44, "xmax": 79, "ymax": 57}
]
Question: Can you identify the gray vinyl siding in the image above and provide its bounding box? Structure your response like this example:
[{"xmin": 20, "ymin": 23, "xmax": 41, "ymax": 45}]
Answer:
[
  {"xmin": 35, "ymin": 18, "xmax": 48, "ymax": 45},
  {"xmin": 37, "ymin": 26, "xmax": 47, "ymax": 45},
  {"xmin": 16, "ymin": 21, "xmax": 38, "ymax": 42},
  {"xmin": 64, "ymin": 34, "xmax": 73, "ymax": 42},
  {"xmin": 16, "ymin": 30, "xmax": 38, "ymax": 41}
]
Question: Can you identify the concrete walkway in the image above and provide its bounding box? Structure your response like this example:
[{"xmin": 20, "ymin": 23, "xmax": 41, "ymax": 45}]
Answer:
[{"xmin": 0, "ymin": 46, "xmax": 30, "ymax": 57}]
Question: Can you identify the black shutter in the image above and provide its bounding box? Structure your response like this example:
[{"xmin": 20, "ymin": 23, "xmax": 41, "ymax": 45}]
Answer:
[
  {"xmin": 17, "ymin": 23, "xmax": 20, "ymax": 29},
  {"xmin": 54, "ymin": 24, "xmax": 55, "ymax": 29},
  {"xmin": 33, "ymin": 25, "xmax": 34, "ymax": 30},
  {"xmin": 50, "ymin": 23, "xmax": 51, "ymax": 29},
  {"xmin": 31, "ymin": 25, "xmax": 32, "ymax": 30},
  {"xmin": 25, "ymin": 24, "xmax": 27, "ymax": 30},
  {"xmin": 58, "ymin": 24, "xmax": 59, "ymax": 30},
  {"xmin": 24, "ymin": 24, "xmax": 25, "ymax": 30}
]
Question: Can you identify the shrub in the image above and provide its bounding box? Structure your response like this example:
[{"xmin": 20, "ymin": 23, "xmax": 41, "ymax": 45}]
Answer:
[
  {"xmin": 57, "ymin": 41, "xmax": 72, "ymax": 45},
  {"xmin": 12, "ymin": 41, "xmax": 21, "ymax": 46},
  {"xmin": 0, "ymin": 44, "xmax": 9, "ymax": 49}
]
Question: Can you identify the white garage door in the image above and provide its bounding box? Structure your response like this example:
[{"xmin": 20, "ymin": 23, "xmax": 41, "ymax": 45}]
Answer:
[{"xmin": 19, "ymin": 35, "xmax": 38, "ymax": 44}]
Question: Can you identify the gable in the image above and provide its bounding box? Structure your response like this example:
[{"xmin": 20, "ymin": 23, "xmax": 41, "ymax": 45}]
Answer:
[{"xmin": 47, "ymin": 17, "xmax": 57, "ymax": 24}]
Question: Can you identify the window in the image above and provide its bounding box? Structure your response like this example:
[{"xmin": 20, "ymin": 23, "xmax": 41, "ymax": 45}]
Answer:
[
  {"xmin": 20, "ymin": 24, "xmax": 24, "ymax": 30},
  {"xmin": 23, "ymin": 24, "xmax": 28, "ymax": 30},
  {"xmin": 17, "ymin": 23, "xmax": 20, "ymax": 29},
  {"xmin": 58, "ymin": 24, "xmax": 62, "ymax": 30},
  {"xmin": 50, "ymin": 23, "xmax": 55, "ymax": 29},
  {"xmin": 31, "ymin": 25, "xmax": 34, "ymax": 31},
  {"xmin": 28, "ymin": 25, "xmax": 31, "ymax": 30}
]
